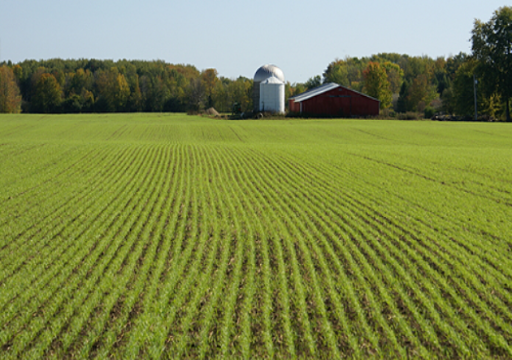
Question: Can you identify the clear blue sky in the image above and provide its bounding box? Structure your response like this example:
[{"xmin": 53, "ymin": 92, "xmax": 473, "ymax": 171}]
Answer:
[{"xmin": 0, "ymin": 0, "xmax": 507, "ymax": 83}]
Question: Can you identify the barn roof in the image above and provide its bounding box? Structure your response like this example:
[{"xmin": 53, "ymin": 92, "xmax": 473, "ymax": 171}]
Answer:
[{"xmin": 289, "ymin": 83, "xmax": 380, "ymax": 103}]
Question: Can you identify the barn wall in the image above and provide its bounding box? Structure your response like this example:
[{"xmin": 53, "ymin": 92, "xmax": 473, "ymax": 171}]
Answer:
[
  {"xmin": 292, "ymin": 86, "xmax": 379, "ymax": 117},
  {"xmin": 289, "ymin": 99, "xmax": 300, "ymax": 112}
]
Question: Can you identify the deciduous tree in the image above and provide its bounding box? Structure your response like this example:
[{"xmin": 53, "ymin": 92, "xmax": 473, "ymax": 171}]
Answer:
[
  {"xmin": 95, "ymin": 68, "xmax": 130, "ymax": 112},
  {"xmin": 363, "ymin": 62, "xmax": 392, "ymax": 109},
  {"xmin": 407, "ymin": 74, "xmax": 437, "ymax": 112},
  {"xmin": 382, "ymin": 61, "xmax": 404, "ymax": 94},
  {"xmin": 202, "ymin": 69, "xmax": 219, "ymax": 109},
  {"xmin": 31, "ymin": 73, "xmax": 62, "ymax": 113},
  {"xmin": 305, "ymin": 75, "xmax": 322, "ymax": 90},
  {"xmin": 472, "ymin": 6, "xmax": 512, "ymax": 121},
  {"xmin": 323, "ymin": 59, "xmax": 349, "ymax": 86},
  {"xmin": 453, "ymin": 59, "xmax": 502, "ymax": 118},
  {"xmin": 0, "ymin": 66, "xmax": 22, "ymax": 113},
  {"xmin": 188, "ymin": 77, "xmax": 205, "ymax": 111}
]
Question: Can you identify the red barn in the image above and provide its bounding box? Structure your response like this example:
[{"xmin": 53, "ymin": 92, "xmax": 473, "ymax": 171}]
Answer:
[{"xmin": 288, "ymin": 83, "xmax": 380, "ymax": 117}]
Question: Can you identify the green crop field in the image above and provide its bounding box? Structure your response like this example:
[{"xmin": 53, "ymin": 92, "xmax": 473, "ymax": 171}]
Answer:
[{"xmin": 0, "ymin": 114, "xmax": 511, "ymax": 359}]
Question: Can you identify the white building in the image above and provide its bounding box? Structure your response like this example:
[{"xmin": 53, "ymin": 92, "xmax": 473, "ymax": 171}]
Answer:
[{"xmin": 253, "ymin": 64, "xmax": 285, "ymax": 113}]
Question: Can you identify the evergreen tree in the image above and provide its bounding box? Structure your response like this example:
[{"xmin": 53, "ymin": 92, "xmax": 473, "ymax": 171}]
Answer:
[{"xmin": 396, "ymin": 80, "xmax": 410, "ymax": 113}]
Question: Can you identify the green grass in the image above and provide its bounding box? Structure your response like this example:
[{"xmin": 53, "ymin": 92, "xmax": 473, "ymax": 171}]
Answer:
[{"xmin": 0, "ymin": 113, "xmax": 511, "ymax": 359}]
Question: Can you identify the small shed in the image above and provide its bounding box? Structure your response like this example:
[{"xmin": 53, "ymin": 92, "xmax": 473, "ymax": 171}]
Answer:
[{"xmin": 288, "ymin": 83, "xmax": 380, "ymax": 117}]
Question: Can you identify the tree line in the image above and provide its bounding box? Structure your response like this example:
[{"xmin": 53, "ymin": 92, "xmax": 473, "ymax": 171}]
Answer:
[
  {"xmin": 0, "ymin": 6, "xmax": 510, "ymax": 120},
  {"xmin": 0, "ymin": 59, "xmax": 253, "ymax": 114},
  {"xmin": 308, "ymin": 6, "xmax": 511, "ymax": 121}
]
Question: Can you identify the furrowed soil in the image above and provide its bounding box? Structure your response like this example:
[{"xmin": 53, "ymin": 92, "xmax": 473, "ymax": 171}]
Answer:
[{"xmin": 1, "ymin": 113, "xmax": 511, "ymax": 359}]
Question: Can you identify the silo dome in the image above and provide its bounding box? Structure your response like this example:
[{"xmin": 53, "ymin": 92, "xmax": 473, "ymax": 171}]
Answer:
[
  {"xmin": 253, "ymin": 64, "xmax": 285, "ymax": 112},
  {"xmin": 254, "ymin": 64, "xmax": 285, "ymax": 83}
]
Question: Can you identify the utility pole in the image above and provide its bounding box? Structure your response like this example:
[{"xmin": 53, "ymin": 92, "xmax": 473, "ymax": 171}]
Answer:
[{"xmin": 473, "ymin": 74, "xmax": 478, "ymax": 121}]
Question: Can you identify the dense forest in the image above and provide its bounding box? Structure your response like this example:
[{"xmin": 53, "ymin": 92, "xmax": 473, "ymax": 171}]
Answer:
[
  {"xmin": 0, "ymin": 7, "xmax": 510, "ymax": 120},
  {"xmin": 0, "ymin": 59, "xmax": 254, "ymax": 115},
  {"xmin": 0, "ymin": 55, "xmax": 480, "ymax": 117}
]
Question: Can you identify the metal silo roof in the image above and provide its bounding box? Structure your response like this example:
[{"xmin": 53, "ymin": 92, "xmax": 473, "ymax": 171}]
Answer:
[
  {"xmin": 254, "ymin": 64, "xmax": 285, "ymax": 82},
  {"xmin": 261, "ymin": 75, "xmax": 284, "ymax": 84}
]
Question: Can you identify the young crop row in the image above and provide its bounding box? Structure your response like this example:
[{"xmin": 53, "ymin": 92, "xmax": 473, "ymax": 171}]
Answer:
[
  {"xmin": 1, "ymin": 145, "xmax": 159, "ymax": 358},
  {"xmin": 1, "ymin": 115, "xmax": 511, "ymax": 358}
]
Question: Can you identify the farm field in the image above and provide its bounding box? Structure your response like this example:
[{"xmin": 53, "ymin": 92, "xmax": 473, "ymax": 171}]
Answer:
[{"xmin": 0, "ymin": 113, "xmax": 511, "ymax": 359}]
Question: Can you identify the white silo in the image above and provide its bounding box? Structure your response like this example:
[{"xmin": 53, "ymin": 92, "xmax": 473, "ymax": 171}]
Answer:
[
  {"xmin": 259, "ymin": 76, "xmax": 285, "ymax": 113},
  {"xmin": 253, "ymin": 64, "xmax": 285, "ymax": 112}
]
